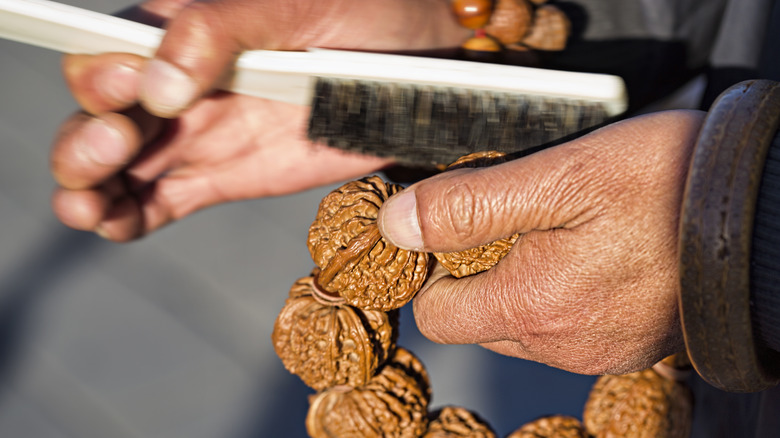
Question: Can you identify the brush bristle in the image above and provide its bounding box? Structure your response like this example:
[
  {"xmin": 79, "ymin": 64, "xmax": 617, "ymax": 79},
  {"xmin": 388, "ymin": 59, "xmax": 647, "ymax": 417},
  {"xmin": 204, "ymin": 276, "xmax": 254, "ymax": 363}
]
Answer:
[{"xmin": 307, "ymin": 77, "xmax": 611, "ymax": 166}]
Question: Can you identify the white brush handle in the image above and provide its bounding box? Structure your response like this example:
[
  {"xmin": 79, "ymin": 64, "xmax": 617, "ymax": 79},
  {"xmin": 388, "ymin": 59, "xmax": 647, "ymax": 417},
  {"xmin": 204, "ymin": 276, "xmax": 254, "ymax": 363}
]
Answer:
[
  {"xmin": 0, "ymin": 0, "xmax": 628, "ymax": 114},
  {"xmin": 0, "ymin": 0, "xmax": 317, "ymax": 104}
]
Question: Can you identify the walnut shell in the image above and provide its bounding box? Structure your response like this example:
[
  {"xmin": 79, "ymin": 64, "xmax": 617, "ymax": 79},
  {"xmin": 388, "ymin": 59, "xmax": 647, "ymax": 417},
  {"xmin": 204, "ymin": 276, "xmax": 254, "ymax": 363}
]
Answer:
[
  {"xmin": 272, "ymin": 275, "xmax": 398, "ymax": 391},
  {"xmin": 423, "ymin": 406, "xmax": 496, "ymax": 437},
  {"xmin": 434, "ymin": 234, "xmax": 520, "ymax": 278},
  {"xmin": 521, "ymin": 4, "xmax": 570, "ymax": 51},
  {"xmin": 445, "ymin": 150, "xmax": 511, "ymax": 170},
  {"xmin": 583, "ymin": 369, "xmax": 693, "ymax": 438},
  {"xmin": 484, "ymin": 0, "xmax": 533, "ymax": 45},
  {"xmin": 306, "ymin": 348, "xmax": 431, "ymax": 438},
  {"xmin": 308, "ymin": 176, "xmax": 431, "ymax": 311},
  {"xmin": 433, "ymin": 152, "xmax": 520, "ymax": 278},
  {"xmin": 507, "ymin": 416, "xmax": 586, "ymax": 437}
]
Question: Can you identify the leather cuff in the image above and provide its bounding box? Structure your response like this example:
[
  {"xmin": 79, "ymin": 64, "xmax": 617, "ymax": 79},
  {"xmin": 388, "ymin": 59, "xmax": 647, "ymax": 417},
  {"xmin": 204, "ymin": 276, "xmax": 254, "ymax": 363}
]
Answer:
[{"xmin": 679, "ymin": 79, "xmax": 780, "ymax": 392}]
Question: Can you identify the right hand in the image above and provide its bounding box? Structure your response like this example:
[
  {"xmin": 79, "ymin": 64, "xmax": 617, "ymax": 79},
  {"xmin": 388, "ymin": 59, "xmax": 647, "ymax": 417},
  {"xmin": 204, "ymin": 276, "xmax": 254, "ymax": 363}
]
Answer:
[
  {"xmin": 51, "ymin": 0, "xmax": 470, "ymax": 241},
  {"xmin": 377, "ymin": 110, "xmax": 705, "ymax": 374}
]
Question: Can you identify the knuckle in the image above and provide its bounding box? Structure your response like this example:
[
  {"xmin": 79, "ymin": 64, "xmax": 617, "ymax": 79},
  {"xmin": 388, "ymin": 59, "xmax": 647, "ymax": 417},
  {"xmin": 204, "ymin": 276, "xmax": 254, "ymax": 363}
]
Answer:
[
  {"xmin": 437, "ymin": 181, "xmax": 491, "ymax": 245},
  {"xmin": 162, "ymin": 3, "xmax": 229, "ymax": 67}
]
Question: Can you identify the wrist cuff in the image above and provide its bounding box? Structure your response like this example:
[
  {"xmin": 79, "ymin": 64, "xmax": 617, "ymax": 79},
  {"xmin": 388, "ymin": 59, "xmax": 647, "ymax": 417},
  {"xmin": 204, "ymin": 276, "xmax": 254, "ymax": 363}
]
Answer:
[{"xmin": 678, "ymin": 80, "xmax": 780, "ymax": 392}]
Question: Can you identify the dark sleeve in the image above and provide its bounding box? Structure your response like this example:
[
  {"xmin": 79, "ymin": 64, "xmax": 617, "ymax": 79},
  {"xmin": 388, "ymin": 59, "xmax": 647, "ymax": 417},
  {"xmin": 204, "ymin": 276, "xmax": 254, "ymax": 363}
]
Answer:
[
  {"xmin": 549, "ymin": 0, "xmax": 778, "ymax": 111},
  {"xmin": 700, "ymin": 0, "xmax": 779, "ymax": 106},
  {"xmin": 548, "ymin": 0, "xmax": 729, "ymax": 111},
  {"xmin": 752, "ymin": 131, "xmax": 780, "ymax": 353},
  {"xmin": 747, "ymin": 0, "xmax": 780, "ymax": 353}
]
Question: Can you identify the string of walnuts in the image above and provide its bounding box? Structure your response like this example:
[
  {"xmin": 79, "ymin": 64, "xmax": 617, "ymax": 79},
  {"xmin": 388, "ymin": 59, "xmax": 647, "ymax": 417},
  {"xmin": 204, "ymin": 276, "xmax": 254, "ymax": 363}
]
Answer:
[
  {"xmin": 271, "ymin": 152, "xmax": 694, "ymax": 437},
  {"xmin": 451, "ymin": 0, "xmax": 571, "ymax": 57}
]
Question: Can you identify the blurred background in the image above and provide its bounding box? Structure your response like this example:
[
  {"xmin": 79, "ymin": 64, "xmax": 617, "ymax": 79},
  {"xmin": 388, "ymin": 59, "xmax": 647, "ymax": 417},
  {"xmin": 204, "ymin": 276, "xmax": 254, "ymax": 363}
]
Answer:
[{"xmin": 0, "ymin": 1, "xmax": 601, "ymax": 436}]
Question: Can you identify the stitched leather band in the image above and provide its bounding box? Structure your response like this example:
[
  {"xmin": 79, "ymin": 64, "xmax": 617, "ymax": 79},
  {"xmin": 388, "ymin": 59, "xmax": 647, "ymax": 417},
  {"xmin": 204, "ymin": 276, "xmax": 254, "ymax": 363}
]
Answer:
[{"xmin": 679, "ymin": 79, "xmax": 780, "ymax": 392}]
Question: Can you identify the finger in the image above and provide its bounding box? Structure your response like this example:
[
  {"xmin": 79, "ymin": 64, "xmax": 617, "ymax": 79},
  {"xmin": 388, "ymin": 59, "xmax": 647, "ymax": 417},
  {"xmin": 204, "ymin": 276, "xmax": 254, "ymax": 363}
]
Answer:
[
  {"xmin": 412, "ymin": 231, "xmax": 628, "ymax": 373},
  {"xmin": 139, "ymin": 2, "xmax": 246, "ymax": 118},
  {"xmin": 51, "ymin": 108, "xmax": 164, "ymax": 190},
  {"xmin": 412, "ymin": 260, "xmax": 536, "ymax": 346},
  {"xmin": 52, "ymin": 188, "xmax": 112, "ymax": 231},
  {"xmin": 377, "ymin": 144, "xmax": 599, "ymax": 253},
  {"xmin": 63, "ymin": 53, "xmax": 146, "ymax": 114},
  {"xmin": 51, "ymin": 175, "xmax": 131, "ymax": 231},
  {"xmin": 51, "ymin": 112, "xmax": 140, "ymax": 190}
]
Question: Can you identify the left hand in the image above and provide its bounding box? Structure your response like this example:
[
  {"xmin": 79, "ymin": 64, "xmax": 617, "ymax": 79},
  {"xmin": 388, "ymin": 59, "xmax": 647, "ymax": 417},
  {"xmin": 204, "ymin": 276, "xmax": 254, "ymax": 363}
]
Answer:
[
  {"xmin": 377, "ymin": 110, "xmax": 705, "ymax": 375},
  {"xmin": 50, "ymin": 0, "xmax": 470, "ymax": 241}
]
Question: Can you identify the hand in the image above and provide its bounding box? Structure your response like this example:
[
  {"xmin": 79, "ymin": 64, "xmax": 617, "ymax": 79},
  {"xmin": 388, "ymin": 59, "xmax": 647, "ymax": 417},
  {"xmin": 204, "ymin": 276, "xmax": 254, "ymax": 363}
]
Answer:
[
  {"xmin": 51, "ymin": 0, "xmax": 470, "ymax": 241},
  {"xmin": 377, "ymin": 110, "xmax": 706, "ymax": 375}
]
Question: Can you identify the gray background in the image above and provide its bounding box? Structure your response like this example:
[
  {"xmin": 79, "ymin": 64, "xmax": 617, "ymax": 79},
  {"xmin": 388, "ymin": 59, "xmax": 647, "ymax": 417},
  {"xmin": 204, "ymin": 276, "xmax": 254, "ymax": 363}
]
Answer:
[{"xmin": 0, "ymin": 1, "xmax": 600, "ymax": 437}]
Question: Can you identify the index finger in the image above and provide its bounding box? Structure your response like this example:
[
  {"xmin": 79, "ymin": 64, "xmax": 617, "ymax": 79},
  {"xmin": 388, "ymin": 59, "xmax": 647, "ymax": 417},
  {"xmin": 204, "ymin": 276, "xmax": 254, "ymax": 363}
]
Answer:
[{"xmin": 63, "ymin": 53, "xmax": 146, "ymax": 114}]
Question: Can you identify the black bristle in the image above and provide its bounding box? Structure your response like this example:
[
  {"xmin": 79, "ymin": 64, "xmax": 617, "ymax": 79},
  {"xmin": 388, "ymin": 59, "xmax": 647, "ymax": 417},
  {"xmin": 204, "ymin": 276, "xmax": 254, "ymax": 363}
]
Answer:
[{"xmin": 308, "ymin": 77, "xmax": 610, "ymax": 166}]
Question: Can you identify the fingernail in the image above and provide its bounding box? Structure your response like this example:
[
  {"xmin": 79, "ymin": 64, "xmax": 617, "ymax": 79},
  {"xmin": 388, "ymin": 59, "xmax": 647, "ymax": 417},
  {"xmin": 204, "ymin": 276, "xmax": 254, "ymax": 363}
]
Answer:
[
  {"xmin": 378, "ymin": 190, "xmax": 424, "ymax": 251},
  {"xmin": 140, "ymin": 59, "xmax": 198, "ymax": 117},
  {"xmin": 98, "ymin": 63, "xmax": 140, "ymax": 104},
  {"xmin": 95, "ymin": 225, "xmax": 111, "ymax": 240},
  {"xmin": 77, "ymin": 119, "xmax": 127, "ymax": 165}
]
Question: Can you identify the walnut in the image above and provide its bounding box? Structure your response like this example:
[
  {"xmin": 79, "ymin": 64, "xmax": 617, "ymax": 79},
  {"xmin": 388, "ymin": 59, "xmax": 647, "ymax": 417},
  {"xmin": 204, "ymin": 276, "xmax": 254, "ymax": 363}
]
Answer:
[
  {"xmin": 484, "ymin": 0, "xmax": 533, "ymax": 45},
  {"xmin": 433, "ymin": 152, "xmax": 521, "ymax": 278},
  {"xmin": 507, "ymin": 416, "xmax": 586, "ymax": 437},
  {"xmin": 306, "ymin": 348, "xmax": 431, "ymax": 438},
  {"xmin": 521, "ymin": 4, "xmax": 570, "ymax": 51},
  {"xmin": 272, "ymin": 274, "xmax": 398, "ymax": 391},
  {"xmin": 434, "ymin": 234, "xmax": 520, "ymax": 278},
  {"xmin": 423, "ymin": 406, "xmax": 496, "ymax": 437},
  {"xmin": 583, "ymin": 369, "xmax": 693, "ymax": 438},
  {"xmin": 308, "ymin": 176, "xmax": 431, "ymax": 311},
  {"xmin": 445, "ymin": 150, "xmax": 511, "ymax": 170}
]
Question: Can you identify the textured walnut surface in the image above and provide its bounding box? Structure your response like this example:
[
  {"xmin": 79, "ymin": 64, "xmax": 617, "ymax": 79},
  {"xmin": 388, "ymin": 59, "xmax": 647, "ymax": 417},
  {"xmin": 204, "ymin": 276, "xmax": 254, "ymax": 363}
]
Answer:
[
  {"xmin": 305, "ymin": 348, "xmax": 430, "ymax": 438},
  {"xmin": 445, "ymin": 151, "xmax": 510, "ymax": 170},
  {"xmin": 272, "ymin": 275, "xmax": 397, "ymax": 391},
  {"xmin": 521, "ymin": 4, "xmax": 570, "ymax": 51},
  {"xmin": 484, "ymin": 0, "xmax": 533, "ymax": 44},
  {"xmin": 434, "ymin": 234, "xmax": 520, "ymax": 278},
  {"xmin": 583, "ymin": 369, "xmax": 693, "ymax": 438},
  {"xmin": 423, "ymin": 406, "xmax": 496, "ymax": 437},
  {"xmin": 433, "ymin": 152, "xmax": 521, "ymax": 278},
  {"xmin": 308, "ymin": 176, "xmax": 430, "ymax": 310},
  {"xmin": 507, "ymin": 416, "xmax": 586, "ymax": 437}
]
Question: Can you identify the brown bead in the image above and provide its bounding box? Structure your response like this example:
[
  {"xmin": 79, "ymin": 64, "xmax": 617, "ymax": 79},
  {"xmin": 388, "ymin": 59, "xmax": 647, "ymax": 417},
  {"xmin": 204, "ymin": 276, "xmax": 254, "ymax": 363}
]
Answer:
[
  {"xmin": 307, "ymin": 176, "xmax": 431, "ymax": 311},
  {"xmin": 461, "ymin": 35, "xmax": 503, "ymax": 52},
  {"xmin": 424, "ymin": 406, "xmax": 496, "ymax": 438},
  {"xmin": 271, "ymin": 275, "xmax": 398, "ymax": 391},
  {"xmin": 306, "ymin": 348, "xmax": 431, "ymax": 438},
  {"xmin": 452, "ymin": 0, "xmax": 495, "ymax": 29},
  {"xmin": 433, "ymin": 152, "xmax": 520, "ymax": 278},
  {"xmin": 484, "ymin": 0, "xmax": 533, "ymax": 44},
  {"xmin": 521, "ymin": 4, "xmax": 571, "ymax": 51},
  {"xmin": 507, "ymin": 416, "xmax": 587, "ymax": 437},
  {"xmin": 583, "ymin": 368, "xmax": 693, "ymax": 438}
]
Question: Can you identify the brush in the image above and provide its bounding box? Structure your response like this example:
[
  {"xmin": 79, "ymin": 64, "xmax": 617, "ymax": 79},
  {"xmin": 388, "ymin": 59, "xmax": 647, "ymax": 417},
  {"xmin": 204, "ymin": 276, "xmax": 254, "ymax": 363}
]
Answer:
[{"xmin": 0, "ymin": 0, "xmax": 628, "ymax": 165}]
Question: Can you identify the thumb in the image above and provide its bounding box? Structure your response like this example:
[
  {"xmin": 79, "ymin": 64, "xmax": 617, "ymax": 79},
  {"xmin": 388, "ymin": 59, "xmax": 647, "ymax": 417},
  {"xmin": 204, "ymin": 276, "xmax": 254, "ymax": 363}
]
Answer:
[
  {"xmin": 139, "ymin": 1, "xmax": 245, "ymax": 117},
  {"xmin": 377, "ymin": 143, "xmax": 600, "ymax": 253}
]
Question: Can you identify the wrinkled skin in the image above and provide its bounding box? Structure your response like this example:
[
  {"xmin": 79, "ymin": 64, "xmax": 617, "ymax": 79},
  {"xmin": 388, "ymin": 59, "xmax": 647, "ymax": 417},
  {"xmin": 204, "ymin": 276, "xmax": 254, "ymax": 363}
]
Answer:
[
  {"xmin": 378, "ymin": 111, "xmax": 705, "ymax": 375},
  {"xmin": 50, "ymin": 0, "xmax": 470, "ymax": 241}
]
